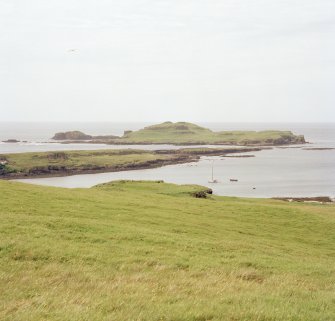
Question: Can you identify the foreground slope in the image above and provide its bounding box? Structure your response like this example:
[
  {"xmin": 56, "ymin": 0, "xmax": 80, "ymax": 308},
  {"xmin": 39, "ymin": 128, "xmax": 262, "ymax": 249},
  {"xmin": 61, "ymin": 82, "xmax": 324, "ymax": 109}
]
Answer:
[{"xmin": 0, "ymin": 180, "xmax": 334, "ymax": 321}]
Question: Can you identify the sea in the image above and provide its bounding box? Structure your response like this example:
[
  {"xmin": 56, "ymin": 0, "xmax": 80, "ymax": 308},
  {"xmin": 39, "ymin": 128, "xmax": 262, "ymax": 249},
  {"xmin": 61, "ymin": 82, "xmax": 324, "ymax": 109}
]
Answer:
[{"xmin": 1, "ymin": 122, "xmax": 334, "ymax": 198}]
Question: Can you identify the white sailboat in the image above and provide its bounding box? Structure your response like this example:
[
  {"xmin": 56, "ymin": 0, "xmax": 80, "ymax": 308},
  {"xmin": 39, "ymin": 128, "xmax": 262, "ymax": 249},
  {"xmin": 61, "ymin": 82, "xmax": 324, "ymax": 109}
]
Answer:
[{"xmin": 208, "ymin": 160, "xmax": 219, "ymax": 183}]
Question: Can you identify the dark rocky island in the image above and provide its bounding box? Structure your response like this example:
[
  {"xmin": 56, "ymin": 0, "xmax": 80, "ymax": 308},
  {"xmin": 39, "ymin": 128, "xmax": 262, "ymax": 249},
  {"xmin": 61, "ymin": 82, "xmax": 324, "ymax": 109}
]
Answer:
[
  {"xmin": 52, "ymin": 131, "xmax": 119, "ymax": 141},
  {"xmin": 2, "ymin": 139, "xmax": 20, "ymax": 143},
  {"xmin": 52, "ymin": 131, "xmax": 93, "ymax": 140}
]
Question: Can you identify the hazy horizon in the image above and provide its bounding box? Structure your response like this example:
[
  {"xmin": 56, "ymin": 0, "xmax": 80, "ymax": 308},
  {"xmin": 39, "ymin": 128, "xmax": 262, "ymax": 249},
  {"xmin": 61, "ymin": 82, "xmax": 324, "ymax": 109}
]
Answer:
[
  {"xmin": 1, "ymin": 0, "xmax": 335, "ymax": 122},
  {"xmin": 1, "ymin": 120, "xmax": 335, "ymax": 124}
]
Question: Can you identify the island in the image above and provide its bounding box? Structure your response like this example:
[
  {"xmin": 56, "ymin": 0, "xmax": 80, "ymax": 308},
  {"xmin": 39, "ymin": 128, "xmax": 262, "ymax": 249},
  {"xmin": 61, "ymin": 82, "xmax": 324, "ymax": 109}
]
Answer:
[
  {"xmin": 52, "ymin": 122, "xmax": 306, "ymax": 146},
  {"xmin": 0, "ymin": 147, "xmax": 262, "ymax": 179},
  {"xmin": 2, "ymin": 139, "xmax": 20, "ymax": 143}
]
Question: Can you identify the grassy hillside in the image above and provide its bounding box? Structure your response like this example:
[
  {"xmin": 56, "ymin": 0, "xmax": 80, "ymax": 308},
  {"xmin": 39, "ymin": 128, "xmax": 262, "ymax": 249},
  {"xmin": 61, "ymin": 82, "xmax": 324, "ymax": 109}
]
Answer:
[
  {"xmin": 120, "ymin": 122, "xmax": 306, "ymax": 145},
  {"xmin": 51, "ymin": 122, "xmax": 306, "ymax": 146},
  {"xmin": 0, "ymin": 180, "xmax": 334, "ymax": 321}
]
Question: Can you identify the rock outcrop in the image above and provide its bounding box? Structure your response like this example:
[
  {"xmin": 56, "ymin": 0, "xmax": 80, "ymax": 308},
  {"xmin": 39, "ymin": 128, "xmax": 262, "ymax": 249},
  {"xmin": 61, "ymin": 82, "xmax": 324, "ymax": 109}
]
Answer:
[
  {"xmin": 2, "ymin": 139, "xmax": 20, "ymax": 143},
  {"xmin": 52, "ymin": 131, "xmax": 92, "ymax": 140},
  {"xmin": 52, "ymin": 131, "xmax": 119, "ymax": 141}
]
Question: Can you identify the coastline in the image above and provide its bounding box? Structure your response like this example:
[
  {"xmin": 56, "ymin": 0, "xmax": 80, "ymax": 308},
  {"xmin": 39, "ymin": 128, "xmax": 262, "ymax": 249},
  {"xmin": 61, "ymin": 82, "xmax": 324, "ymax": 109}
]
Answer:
[
  {"xmin": 3, "ymin": 156, "xmax": 196, "ymax": 180},
  {"xmin": 1, "ymin": 147, "xmax": 261, "ymax": 180},
  {"xmin": 2, "ymin": 141, "xmax": 333, "ymax": 200},
  {"xmin": 58, "ymin": 140, "xmax": 307, "ymax": 147}
]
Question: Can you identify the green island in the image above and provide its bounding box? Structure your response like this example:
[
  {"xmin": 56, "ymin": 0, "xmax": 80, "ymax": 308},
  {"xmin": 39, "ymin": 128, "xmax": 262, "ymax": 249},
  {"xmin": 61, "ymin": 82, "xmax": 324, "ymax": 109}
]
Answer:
[
  {"xmin": 53, "ymin": 122, "xmax": 306, "ymax": 146},
  {"xmin": 0, "ymin": 179, "xmax": 334, "ymax": 320},
  {"xmin": 0, "ymin": 147, "xmax": 261, "ymax": 179}
]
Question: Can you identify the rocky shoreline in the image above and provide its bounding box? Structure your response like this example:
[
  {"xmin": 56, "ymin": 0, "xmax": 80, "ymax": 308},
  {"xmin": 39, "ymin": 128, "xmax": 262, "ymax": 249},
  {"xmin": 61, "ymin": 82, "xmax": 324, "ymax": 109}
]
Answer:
[
  {"xmin": 302, "ymin": 148, "xmax": 335, "ymax": 151},
  {"xmin": 273, "ymin": 197, "xmax": 334, "ymax": 204},
  {"xmin": 58, "ymin": 139, "xmax": 304, "ymax": 147}
]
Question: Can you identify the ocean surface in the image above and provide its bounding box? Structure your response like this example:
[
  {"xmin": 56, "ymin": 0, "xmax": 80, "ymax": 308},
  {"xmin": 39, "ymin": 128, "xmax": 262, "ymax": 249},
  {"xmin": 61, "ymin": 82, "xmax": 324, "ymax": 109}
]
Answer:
[{"xmin": 1, "ymin": 122, "xmax": 334, "ymax": 198}]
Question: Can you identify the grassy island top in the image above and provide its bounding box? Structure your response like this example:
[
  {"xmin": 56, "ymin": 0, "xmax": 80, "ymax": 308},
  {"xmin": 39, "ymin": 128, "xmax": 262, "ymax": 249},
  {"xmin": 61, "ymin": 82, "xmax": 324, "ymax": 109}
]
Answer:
[
  {"xmin": 121, "ymin": 122, "xmax": 306, "ymax": 145},
  {"xmin": 53, "ymin": 122, "xmax": 306, "ymax": 146},
  {"xmin": 0, "ymin": 179, "xmax": 334, "ymax": 320}
]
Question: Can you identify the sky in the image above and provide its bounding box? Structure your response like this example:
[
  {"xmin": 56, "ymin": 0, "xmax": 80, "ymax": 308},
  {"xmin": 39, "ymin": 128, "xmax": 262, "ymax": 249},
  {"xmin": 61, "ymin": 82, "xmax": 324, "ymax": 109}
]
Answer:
[{"xmin": 1, "ymin": 0, "xmax": 335, "ymax": 122}]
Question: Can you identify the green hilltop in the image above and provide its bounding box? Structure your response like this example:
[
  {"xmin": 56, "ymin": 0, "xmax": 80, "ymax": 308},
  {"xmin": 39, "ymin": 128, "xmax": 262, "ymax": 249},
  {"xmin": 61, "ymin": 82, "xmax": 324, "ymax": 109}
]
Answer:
[
  {"xmin": 0, "ymin": 179, "xmax": 334, "ymax": 320},
  {"xmin": 121, "ymin": 122, "xmax": 306, "ymax": 145}
]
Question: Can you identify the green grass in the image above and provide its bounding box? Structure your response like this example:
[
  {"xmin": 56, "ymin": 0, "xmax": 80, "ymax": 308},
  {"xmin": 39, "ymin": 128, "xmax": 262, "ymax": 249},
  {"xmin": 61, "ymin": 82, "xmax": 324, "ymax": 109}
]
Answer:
[
  {"xmin": 0, "ymin": 180, "xmax": 334, "ymax": 321},
  {"xmin": 120, "ymin": 122, "xmax": 306, "ymax": 145}
]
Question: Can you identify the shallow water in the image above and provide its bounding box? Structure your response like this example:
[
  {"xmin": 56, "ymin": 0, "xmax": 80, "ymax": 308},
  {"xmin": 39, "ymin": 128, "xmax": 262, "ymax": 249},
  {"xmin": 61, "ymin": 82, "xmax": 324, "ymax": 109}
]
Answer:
[
  {"xmin": 3, "ymin": 122, "xmax": 334, "ymax": 198},
  {"xmin": 17, "ymin": 149, "xmax": 335, "ymax": 197}
]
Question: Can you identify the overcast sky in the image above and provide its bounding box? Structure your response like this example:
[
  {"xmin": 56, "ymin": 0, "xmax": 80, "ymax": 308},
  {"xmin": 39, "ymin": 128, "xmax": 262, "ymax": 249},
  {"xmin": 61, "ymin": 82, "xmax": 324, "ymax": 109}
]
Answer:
[{"xmin": 1, "ymin": 0, "xmax": 334, "ymax": 122}]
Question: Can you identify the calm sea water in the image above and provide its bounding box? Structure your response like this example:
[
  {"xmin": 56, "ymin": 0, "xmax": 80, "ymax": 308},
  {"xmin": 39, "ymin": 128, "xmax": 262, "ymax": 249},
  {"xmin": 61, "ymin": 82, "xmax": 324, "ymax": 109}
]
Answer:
[{"xmin": 1, "ymin": 122, "xmax": 334, "ymax": 198}]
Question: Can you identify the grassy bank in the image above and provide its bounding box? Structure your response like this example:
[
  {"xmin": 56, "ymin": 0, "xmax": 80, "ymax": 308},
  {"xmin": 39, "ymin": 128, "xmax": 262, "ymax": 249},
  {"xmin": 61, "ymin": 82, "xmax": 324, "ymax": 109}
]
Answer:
[
  {"xmin": 0, "ymin": 149, "xmax": 189, "ymax": 178},
  {"xmin": 0, "ymin": 147, "xmax": 260, "ymax": 179},
  {"xmin": 0, "ymin": 180, "xmax": 334, "ymax": 321}
]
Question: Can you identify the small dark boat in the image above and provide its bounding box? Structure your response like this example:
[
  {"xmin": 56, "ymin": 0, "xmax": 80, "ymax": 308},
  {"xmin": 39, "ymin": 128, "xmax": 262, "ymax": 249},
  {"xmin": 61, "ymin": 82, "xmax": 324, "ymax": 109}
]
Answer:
[{"xmin": 230, "ymin": 179, "xmax": 238, "ymax": 182}]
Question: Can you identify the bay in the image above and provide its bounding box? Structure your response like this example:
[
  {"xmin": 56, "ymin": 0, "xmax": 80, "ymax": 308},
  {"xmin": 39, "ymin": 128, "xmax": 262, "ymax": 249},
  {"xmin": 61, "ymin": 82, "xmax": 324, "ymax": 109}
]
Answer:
[{"xmin": 1, "ymin": 122, "xmax": 333, "ymax": 198}]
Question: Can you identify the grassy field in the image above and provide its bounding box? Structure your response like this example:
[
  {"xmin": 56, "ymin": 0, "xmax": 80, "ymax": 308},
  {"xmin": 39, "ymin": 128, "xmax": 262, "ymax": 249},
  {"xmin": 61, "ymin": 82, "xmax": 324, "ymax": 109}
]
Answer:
[
  {"xmin": 0, "ymin": 180, "xmax": 334, "ymax": 321},
  {"xmin": 120, "ymin": 122, "xmax": 306, "ymax": 145}
]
